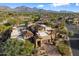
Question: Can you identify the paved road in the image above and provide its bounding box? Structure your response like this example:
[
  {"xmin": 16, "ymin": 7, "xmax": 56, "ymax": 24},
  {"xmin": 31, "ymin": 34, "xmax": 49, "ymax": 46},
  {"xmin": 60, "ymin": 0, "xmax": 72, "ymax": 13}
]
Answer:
[
  {"xmin": 66, "ymin": 24, "xmax": 79, "ymax": 56},
  {"xmin": 70, "ymin": 38, "xmax": 79, "ymax": 56}
]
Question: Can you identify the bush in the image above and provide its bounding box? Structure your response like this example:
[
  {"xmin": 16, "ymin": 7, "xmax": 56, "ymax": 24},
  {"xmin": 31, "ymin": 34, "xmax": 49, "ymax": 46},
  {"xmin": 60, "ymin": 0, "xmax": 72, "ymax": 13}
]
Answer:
[
  {"xmin": 0, "ymin": 25, "xmax": 12, "ymax": 33},
  {"xmin": 69, "ymin": 31, "xmax": 74, "ymax": 36},
  {"xmin": 60, "ymin": 26, "xmax": 68, "ymax": 35},
  {"xmin": 0, "ymin": 39, "xmax": 34, "ymax": 56},
  {"xmin": 57, "ymin": 41, "xmax": 71, "ymax": 56}
]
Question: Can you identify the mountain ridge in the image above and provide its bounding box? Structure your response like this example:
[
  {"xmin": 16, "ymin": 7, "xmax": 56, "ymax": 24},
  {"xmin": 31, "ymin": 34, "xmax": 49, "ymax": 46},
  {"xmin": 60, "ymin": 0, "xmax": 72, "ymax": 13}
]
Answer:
[{"xmin": 0, "ymin": 6, "xmax": 75, "ymax": 13}]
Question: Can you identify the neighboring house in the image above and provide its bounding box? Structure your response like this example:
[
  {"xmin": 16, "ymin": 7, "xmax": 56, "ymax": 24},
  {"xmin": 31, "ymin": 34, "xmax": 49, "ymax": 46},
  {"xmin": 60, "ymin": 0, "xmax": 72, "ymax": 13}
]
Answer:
[
  {"xmin": 11, "ymin": 25, "xmax": 34, "ymax": 40},
  {"xmin": 27, "ymin": 22, "xmax": 35, "ymax": 27},
  {"xmin": 11, "ymin": 26, "xmax": 23, "ymax": 40},
  {"xmin": 0, "ymin": 19, "xmax": 8, "ymax": 25},
  {"xmin": 73, "ymin": 18, "xmax": 79, "ymax": 25}
]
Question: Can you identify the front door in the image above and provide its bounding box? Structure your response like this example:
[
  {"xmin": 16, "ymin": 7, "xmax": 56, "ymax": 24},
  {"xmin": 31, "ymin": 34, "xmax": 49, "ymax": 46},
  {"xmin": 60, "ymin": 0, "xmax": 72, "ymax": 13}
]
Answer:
[{"xmin": 37, "ymin": 41, "xmax": 41, "ymax": 47}]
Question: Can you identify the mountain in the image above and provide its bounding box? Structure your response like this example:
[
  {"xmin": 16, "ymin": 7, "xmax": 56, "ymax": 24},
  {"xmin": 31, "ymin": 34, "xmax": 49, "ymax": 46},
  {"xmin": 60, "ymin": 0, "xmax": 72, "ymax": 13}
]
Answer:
[
  {"xmin": 59, "ymin": 10, "xmax": 74, "ymax": 13},
  {"xmin": 14, "ymin": 6, "xmax": 75, "ymax": 13},
  {"xmin": 14, "ymin": 6, "xmax": 34, "ymax": 12},
  {"xmin": 14, "ymin": 6, "xmax": 51, "ymax": 13},
  {"xmin": 0, "ymin": 6, "xmax": 11, "ymax": 11},
  {"xmin": 0, "ymin": 6, "xmax": 75, "ymax": 13}
]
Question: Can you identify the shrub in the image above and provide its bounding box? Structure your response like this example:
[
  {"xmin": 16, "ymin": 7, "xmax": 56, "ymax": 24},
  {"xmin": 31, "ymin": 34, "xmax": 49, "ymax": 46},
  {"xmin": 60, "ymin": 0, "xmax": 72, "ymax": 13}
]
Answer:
[
  {"xmin": 0, "ymin": 39, "xmax": 34, "ymax": 56},
  {"xmin": 69, "ymin": 31, "xmax": 74, "ymax": 36},
  {"xmin": 57, "ymin": 41, "xmax": 71, "ymax": 56}
]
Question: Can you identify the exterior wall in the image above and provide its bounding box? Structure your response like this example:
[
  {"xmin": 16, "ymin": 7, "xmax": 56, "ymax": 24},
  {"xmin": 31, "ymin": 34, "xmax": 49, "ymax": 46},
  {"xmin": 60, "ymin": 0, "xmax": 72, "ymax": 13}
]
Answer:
[
  {"xmin": 35, "ymin": 30, "xmax": 56, "ymax": 48},
  {"xmin": 35, "ymin": 35, "xmax": 53, "ymax": 48}
]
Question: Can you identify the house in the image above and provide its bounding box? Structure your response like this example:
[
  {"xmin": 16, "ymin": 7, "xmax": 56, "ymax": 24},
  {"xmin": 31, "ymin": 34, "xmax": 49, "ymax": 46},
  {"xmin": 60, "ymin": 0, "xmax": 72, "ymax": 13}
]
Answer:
[
  {"xmin": 35, "ymin": 24, "xmax": 56, "ymax": 48},
  {"xmin": 34, "ymin": 23, "xmax": 68, "ymax": 48},
  {"xmin": 27, "ymin": 22, "xmax": 35, "ymax": 27}
]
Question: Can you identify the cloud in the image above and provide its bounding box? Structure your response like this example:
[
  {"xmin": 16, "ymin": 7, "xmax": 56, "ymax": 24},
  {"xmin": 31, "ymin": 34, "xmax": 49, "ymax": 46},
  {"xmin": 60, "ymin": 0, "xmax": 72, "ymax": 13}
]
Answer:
[
  {"xmin": 0, "ymin": 0, "xmax": 79, "ymax": 3},
  {"xmin": 37, "ymin": 5, "xmax": 44, "ymax": 8},
  {"xmin": 52, "ymin": 3, "xmax": 70, "ymax": 7},
  {"xmin": 75, "ymin": 3, "xmax": 79, "ymax": 6},
  {"xmin": 51, "ymin": 0, "xmax": 69, "ymax": 3}
]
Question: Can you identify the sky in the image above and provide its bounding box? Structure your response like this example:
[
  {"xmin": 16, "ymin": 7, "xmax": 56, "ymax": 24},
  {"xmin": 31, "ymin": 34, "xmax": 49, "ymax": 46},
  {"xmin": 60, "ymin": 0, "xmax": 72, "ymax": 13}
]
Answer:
[{"xmin": 0, "ymin": 3, "xmax": 79, "ymax": 12}]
